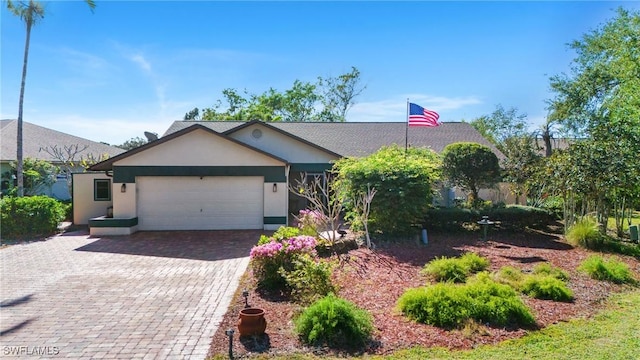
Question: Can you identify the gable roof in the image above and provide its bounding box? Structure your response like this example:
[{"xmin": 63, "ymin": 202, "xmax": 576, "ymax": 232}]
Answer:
[
  {"xmin": 164, "ymin": 121, "xmax": 504, "ymax": 158},
  {"xmin": 222, "ymin": 120, "xmax": 342, "ymax": 158},
  {"xmin": 89, "ymin": 123, "xmax": 288, "ymax": 171},
  {"xmin": 0, "ymin": 119, "xmax": 125, "ymax": 163}
]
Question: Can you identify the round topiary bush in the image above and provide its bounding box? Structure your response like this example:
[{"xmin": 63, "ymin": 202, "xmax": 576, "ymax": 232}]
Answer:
[{"xmin": 295, "ymin": 293, "xmax": 373, "ymax": 349}]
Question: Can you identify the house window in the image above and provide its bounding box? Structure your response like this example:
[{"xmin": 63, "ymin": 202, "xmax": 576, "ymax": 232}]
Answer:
[{"xmin": 94, "ymin": 179, "xmax": 111, "ymax": 201}]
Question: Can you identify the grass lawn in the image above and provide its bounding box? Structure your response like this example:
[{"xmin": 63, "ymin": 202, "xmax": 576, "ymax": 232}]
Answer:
[
  {"xmin": 231, "ymin": 289, "xmax": 640, "ymax": 360},
  {"xmin": 607, "ymin": 210, "xmax": 640, "ymax": 231}
]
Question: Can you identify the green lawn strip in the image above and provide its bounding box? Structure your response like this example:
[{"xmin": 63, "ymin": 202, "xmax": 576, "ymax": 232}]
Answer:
[
  {"xmin": 607, "ymin": 211, "xmax": 640, "ymax": 230},
  {"xmin": 225, "ymin": 290, "xmax": 640, "ymax": 360}
]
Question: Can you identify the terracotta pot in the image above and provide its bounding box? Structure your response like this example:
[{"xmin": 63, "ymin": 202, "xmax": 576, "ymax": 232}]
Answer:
[{"xmin": 238, "ymin": 308, "xmax": 267, "ymax": 336}]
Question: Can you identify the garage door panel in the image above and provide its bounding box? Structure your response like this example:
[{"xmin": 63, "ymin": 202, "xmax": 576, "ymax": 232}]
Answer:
[{"xmin": 137, "ymin": 176, "xmax": 263, "ymax": 230}]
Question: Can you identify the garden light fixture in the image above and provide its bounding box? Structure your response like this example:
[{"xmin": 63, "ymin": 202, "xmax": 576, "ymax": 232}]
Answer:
[
  {"xmin": 224, "ymin": 328, "xmax": 234, "ymax": 359},
  {"xmin": 242, "ymin": 288, "xmax": 250, "ymax": 308}
]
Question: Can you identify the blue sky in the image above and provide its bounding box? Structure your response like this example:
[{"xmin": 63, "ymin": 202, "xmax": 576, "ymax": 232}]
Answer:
[{"xmin": 1, "ymin": 1, "xmax": 637, "ymax": 146}]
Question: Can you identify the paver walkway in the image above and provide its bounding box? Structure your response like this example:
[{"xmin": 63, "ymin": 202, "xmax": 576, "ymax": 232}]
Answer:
[{"xmin": 0, "ymin": 229, "xmax": 259, "ymax": 359}]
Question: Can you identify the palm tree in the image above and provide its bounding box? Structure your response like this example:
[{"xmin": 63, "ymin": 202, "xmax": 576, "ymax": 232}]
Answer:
[{"xmin": 7, "ymin": 0, "xmax": 95, "ymax": 197}]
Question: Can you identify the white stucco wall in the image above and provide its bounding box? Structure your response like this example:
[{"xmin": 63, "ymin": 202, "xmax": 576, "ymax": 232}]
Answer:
[
  {"xmin": 230, "ymin": 125, "xmax": 338, "ymax": 164},
  {"xmin": 451, "ymin": 183, "xmax": 526, "ymax": 205},
  {"xmin": 112, "ymin": 182, "xmax": 137, "ymax": 218},
  {"xmin": 264, "ymin": 181, "xmax": 287, "ymax": 217},
  {"xmin": 115, "ymin": 128, "xmax": 284, "ymax": 167},
  {"xmin": 72, "ymin": 172, "xmax": 113, "ymax": 225}
]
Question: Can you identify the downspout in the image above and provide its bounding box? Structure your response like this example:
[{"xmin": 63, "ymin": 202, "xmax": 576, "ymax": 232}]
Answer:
[{"xmin": 285, "ymin": 164, "xmax": 290, "ymax": 226}]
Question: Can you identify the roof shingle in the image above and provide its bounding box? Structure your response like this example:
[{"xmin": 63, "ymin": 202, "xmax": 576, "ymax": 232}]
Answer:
[
  {"xmin": 164, "ymin": 120, "xmax": 504, "ymax": 158},
  {"xmin": 1, "ymin": 119, "xmax": 125, "ymax": 163}
]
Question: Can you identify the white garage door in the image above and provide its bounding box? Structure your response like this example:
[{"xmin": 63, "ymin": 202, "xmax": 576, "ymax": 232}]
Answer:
[{"xmin": 137, "ymin": 176, "xmax": 263, "ymax": 230}]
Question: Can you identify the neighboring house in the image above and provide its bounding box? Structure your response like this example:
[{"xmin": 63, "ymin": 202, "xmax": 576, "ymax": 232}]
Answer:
[
  {"xmin": 75, "ymin": 120, "xmax": 507, "ymax": 236},
  {"xmin": 0, "ymin": 119, "xmax": 125, "ymax": 200}
]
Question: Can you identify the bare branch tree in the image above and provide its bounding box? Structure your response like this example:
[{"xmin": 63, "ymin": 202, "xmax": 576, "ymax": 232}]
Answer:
[
  {"xmin": 289, "ymin": 172, "xmax": 343, "ymax": 243},
  {"xmin": 39, "ymin": 144, "xmax": 108, "ymax": 194},
  {"xmin": 352, "ymin": 184, "xmax": 377, "ymax": 249}
]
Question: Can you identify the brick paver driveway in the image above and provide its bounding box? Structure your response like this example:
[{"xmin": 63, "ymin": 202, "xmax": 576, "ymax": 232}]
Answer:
[{"xmin": 0, "ymin": 229, "xmax": 259, "ymax": 359}]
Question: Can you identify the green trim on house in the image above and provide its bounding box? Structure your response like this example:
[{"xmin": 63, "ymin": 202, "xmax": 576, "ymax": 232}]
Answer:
[
  {"xmin": 263, "ymin": 216, "xmax": 287, "ymax": 225},
  {"xmin": 289, "ymin": 163, "xmax": 333, "ymax": 172},
  {"xmin": 89, "ymin": 216, "xmax": 139, "ymax": 228},
  {"xmin": 113, "ymin": 166, "xmax": 286, "ymax": 183}
]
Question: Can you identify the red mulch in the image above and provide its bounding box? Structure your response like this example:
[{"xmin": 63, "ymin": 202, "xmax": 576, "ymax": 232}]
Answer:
[{"xmin": 208, "ymin": 228, "xmax": 640, "ymax": 358}]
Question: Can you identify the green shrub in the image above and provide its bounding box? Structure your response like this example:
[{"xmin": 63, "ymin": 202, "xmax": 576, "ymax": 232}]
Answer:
[
  {"xmin": 492, "ymin": 265, "xmax": 525, "ymax": 289},
  {"xmin": 423, "ymin": 205, "xmax": 556, "ymax": 231},
  {"xmin": 0, "ymin": 195, "xmax": 65, "ymax": 238},
  {"xmin": 60, "ymin": 200, "xmax": 73, "ymax": 222},
  {"xmin": 460, "ymin": 252, "xmax": 490, "ymax": 272},
  {"xmin": 520, "ymin": 275, "xmax": 574, "ymax": 302},
  {"xmin": 422, "ymin": 253, "xmax": 489, "ymax": 283},
  {"xmin": 280, "ymin": 255, "xmax": 336, "ymax": 305},
  {"xmin": 493, "ymin": 264, "xmax": 573, "ymax": 302},
  {"xmin": 333, "ymin": 145, "xmax": 441, "ymax": 237},
  {"xmin": 465, "ymin": 273, "xmax": 536, "ymax": 326},
  {"xmin": 533, "ymin": 263, "xmax": 569, "ymax": 281},
  {"xmin": 295, "ymin": 294, "xmax": 373, "ymax": 349},
  {"xmin": 257, "ymin": 226, "xmax": 301, "ymax": 245},
  {"xmin": 488, "ymin": 205, "xmax": 556, "ymax": 228},
  {"xmin": 539, "ymin": 195, "xmax": 564, "ymax": 218},
  {"xmin": 578, "ymin": 255, "xmax": 636, "ymax": 284},
  {"xmin": 598, "ymin": 237, "xmax": 640, "ymax": 259},
  {"xmin": 566, "ymin": 217, "xmax": 604, "ymax": 249},
  {"xmin": 422, "ymin": 257, "xmax": 469, "ymax": 283},
  {"xmin": 398, "ymin": 273, "xmax": 534, "ymax": 328}
]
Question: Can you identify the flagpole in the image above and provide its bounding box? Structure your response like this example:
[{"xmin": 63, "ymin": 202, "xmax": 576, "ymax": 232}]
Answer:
[{"xmin": 405, "ymin": 98, "xmax": 409, "ymax": 152}]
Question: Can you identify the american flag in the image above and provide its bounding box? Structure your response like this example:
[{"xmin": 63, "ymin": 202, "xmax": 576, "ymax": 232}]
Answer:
[{"xmin": 408, "ymin": 102, "xmax": 440, "ymax": 127}]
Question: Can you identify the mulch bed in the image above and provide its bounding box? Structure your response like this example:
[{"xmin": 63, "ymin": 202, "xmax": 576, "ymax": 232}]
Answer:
[{"xmin": 208, "ymin": 228, "xmax": 640, "ymax": 358}]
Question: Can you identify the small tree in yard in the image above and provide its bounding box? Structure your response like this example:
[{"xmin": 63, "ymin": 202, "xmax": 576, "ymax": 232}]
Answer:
[
  {"xmin": 352, "ymin": 184, "xmax": 377, "ymax": 248},
  {"xmin": 39, "ymin": 144, "xmax": 109, "ymax": 195},
  {"xmin": 290, "ymin": 172, "xmax": 344, "ymax": 243},
  {"xmin": 334, "ymin": 145, "xmax": 441, "ymax": 238},
  {"xmin": 441, "ymin": 142, "xmax": 501, "ymax": 207}
]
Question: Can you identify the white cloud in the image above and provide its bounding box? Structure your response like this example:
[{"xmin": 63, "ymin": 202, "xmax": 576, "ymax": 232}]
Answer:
[
  {"xmin": 348, "ymin": 94, "xmax": 483, "ymax": 122},
  {"xmin": 130, "ymin": 53, "xmax": 152, "ymax": 73},
  {"xmin": 27, "ymin": 114, "xmax": 173, "ymax": 146}
]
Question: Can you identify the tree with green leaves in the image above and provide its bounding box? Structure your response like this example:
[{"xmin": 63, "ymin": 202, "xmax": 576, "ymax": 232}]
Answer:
[
  {"xmin": 547, "ymin": 7, "xmax": 640, "ymax": 234},
  {"xmin": 317, "ymin": 66, "xmax": 366, "ymax": 122},
  {"xmin": 333, "ymin": 145, "xmax": 441, "ymax": 237},
  {"xmin": 7, "ymin": 0, "xmax": 95, "ymax": 197},
  {"xmin": 468, "ymin": 104, "xmax": 528, "ymax": 151},
  {"xmin": 188, "ymin": 67, "xmax": 366, "ymax": 122},
  {"xmin": 501, "ymin": 135, "xmax": 541, "ymax": 205},
  {"xmin": 469, "ymin": 105, "xmax": 542, "ymax": 203},
  {"xmin": 1, "ymin": 158, "xmax": 56, "ymax": 197},
  {"xmin": 117, "ymin": 137, "xmax": 148, "ymax": 150},
  {"xmin": 441, "ymin": 142, "xmax": 501, "ymax": 207}
]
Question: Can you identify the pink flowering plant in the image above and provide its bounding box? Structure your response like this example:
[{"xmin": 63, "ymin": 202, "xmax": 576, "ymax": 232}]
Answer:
[
  {"xmin": 295, "ymin": 209, "xmax": 327, "ymax": 236},
  {"xmin": 250, "ymin": 234, "xmax": 318, "ymax": 292}
]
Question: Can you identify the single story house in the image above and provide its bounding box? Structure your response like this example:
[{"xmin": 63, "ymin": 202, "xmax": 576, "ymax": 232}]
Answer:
[
  {"xmin": 75, "ymin": 120, "xmax": 506, "ymax": 236},
  {"xmin": 1, "ymin": 119, "xmax": 125, "ymax": 199}
]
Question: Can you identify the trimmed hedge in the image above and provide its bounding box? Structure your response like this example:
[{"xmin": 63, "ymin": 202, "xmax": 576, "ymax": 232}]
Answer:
[
  {"xmin": 1, "ymin": 195, "xmax": 66, "ymax": 238},
  {"xmin": 424, "ymin": 205, "xmax": 556, "ymax": 231}
]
